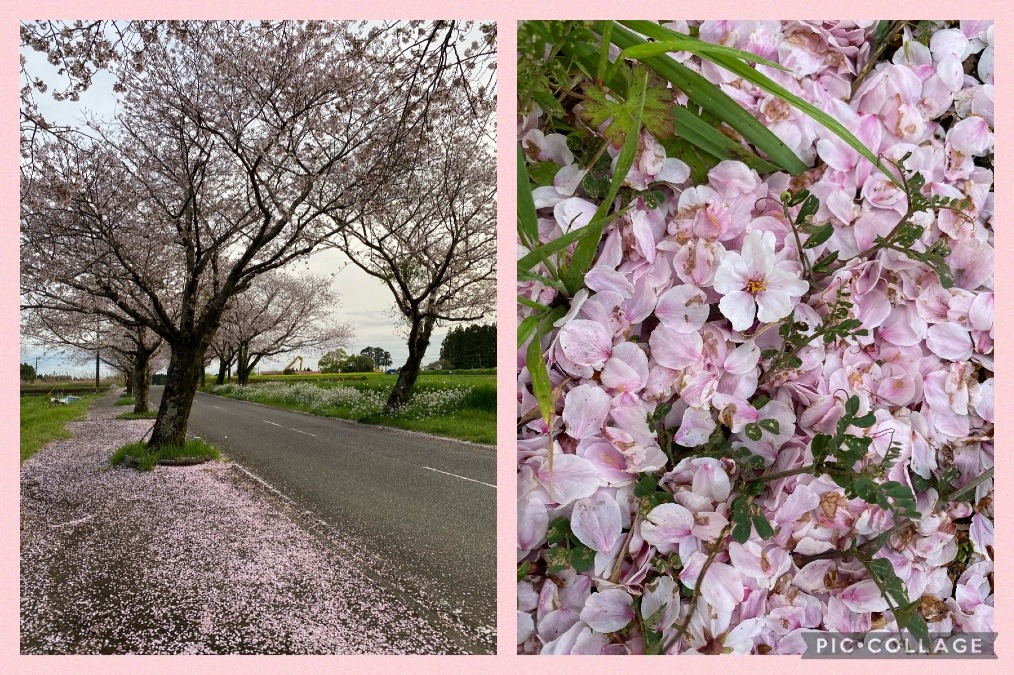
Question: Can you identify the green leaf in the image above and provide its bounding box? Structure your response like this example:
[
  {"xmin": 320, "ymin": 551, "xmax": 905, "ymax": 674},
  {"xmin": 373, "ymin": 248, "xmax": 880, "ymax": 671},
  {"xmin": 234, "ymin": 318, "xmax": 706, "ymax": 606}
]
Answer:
[
  {"xmin": 569, "ymin": 544, "xmax": 596, "ymax": 573},
  {"xmin": 852, "ymin": 477, "xmax": 876, "ymax": 501},
  {"xmin": 812, "ymin": 251, "xmax": 840, "ymax": 275},
  {"xmin": 517, "ymin": 561, "xmax": 530, "ymax": 581},
  {"xmin": 803, "ymin": 222, "xmax": 834, "ymax": 248},
  {"xmin": 580, "ymin": 77, "xmax": 675, "ymax": 144},
  {"xmin": 620, "ymin": 23, "xmax": 894, "ymax": 185},
  {"xmin": 634, "ymin": 474, "xmax": 660, "ymax": 498},
  {"xmin": 517, "ymin": 145, "xmax": 539, "ymax": 244},
  {"xmin": 845, "ymin": 395, "xmax": 860, "ymax": 417},
  {"xmin": 852, "ymin": 412, "xmax": 876, "ymax": 428},
  {"xmin": 782, "ymin": 188, "xmax": 810, "ymax": 206},
  {"xmin": 795, "ymin": 194, "xmax": 820, "ymax": 224},
  {"xmin": 605, "ymin": 23, "xmax": 808, "ymax": 175},
  {"xmin": 731, "ymin": 519, "xmax": 753, "ymax": 544},
  {"xmin": 518, "ymin": 313, "xmax": 543, "ymax": 349},
  {"xmin": 811, "ymin": 434, "xmax": 832, "ymax": 464},
  {"xmin": 528, "ymin": 161, "xmax": 561, "ymax": 187},
  {"xmin": 759, "ymin": 418, "xmax": 779, "ymax": 435},
  {"xmin": 546, "ymin": 516, "xmax": 571, "ymax": 545},
  {"xmin": 672, "ymin": 106, "xmax": 781, "ymax": 174},
  {"xmin": 623, "ymin": 20, "xmax": 900, "ymax": 189},
  {"xmin": 752, "ymin": 513, "xmax": 774, "ymax": 539},
  {"xmin": 517, "ymin": 204, "xmax": 632, "ymax": 271},
  {"xmin": 518, "ymin": 296, "xmax": 549, "ymax": 311},
  {"xmin": 731, "ymin": 495, "xmax": 749, "ymax": 520},
  {"xmin": 596, "ymin": 20, "xmax": 614, "ymax": 81},
  {"xmin": 744, "ymin": 423, "xmax": 762, "ymax": 441},
  {"xmin": 905, "ymin": 614, "xmax": 930, "ymax": 645},
  {"xmin": 545, "ymin": 546, "xmax": 570, "ymax": 574},
  {"xmin": 750, "ymin": 395, "xmax": 770, "ymax": 410},
  {"xmin": 526, "ymin": 334, "xmax": 555, "ymax": 425}
]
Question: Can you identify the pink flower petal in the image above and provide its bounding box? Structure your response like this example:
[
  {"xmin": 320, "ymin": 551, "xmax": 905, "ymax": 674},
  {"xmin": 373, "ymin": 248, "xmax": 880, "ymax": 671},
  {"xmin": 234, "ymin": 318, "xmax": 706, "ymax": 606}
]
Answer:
[
  {"xmin": 926, "ymin": 321, "xmax": 973, "ymax": 361},
  {"xmin": 558, "ymin": 319, "xmax": 613, "ymax": 368},
  {"xmin": 654, "ymin": 284, "xmax": 709, "ymax": 333},
  {"xmin": 649, "ymin": 324, "xmax": 703, "ymax": 370},
  {"xmin": 640, "ymin": 503, "xmax": 694, "ymax": 554},
  {"xmin": 579, "ymin": 589, "xmax": 634, "ymax": 633},
  {"xmin": 562, "ymin": 384, "xmax": 611, "ymax": 439},
  {"xmin": 570, "ymin": 491, "xmax": 622, "ymax": 554},
  {"xmin": 841, "ymin": 579, "xmax": 889, "ymax": 613}
]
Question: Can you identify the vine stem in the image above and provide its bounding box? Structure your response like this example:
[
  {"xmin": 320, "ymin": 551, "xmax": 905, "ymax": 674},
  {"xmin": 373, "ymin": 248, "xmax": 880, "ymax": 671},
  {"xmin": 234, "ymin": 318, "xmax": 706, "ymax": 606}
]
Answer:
[
  {"xmin": 657, "ymin": 522, "xmax": 732, "ymax": 655},
  {"xmin": 850, "ymin": 21, "xmax": 908, "ymax": 100},
  {"xmin": 611, "ymin": 498, "xmax": 647, "ymax": 583},
  {"xmin": 756, "ymin": 464, "xmax": 818, "ymax": 483}
]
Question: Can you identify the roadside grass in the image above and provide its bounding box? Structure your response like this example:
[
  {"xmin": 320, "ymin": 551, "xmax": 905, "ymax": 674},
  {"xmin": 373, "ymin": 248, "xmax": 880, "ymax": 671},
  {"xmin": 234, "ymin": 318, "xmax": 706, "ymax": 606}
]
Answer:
[
  {"xmin": 117, "ymin": 409, "xmax": 158, "ymax": 420},
  {"xmin": 362, "ymin": 409, "xmax": 495, "ymax": 444},
  {"xmin": 20, "ymin": 395, "xmax": 96, "ymax": 463},
  {"xmin": 110, "ymin": 438, "xmax": 221, "ymax": 472},
  {"xmin": 205, "ymin": 371, "xmax": 496, "ymax": 444},
  {"xmin": 114, "ymin": 395, "xmax": 134, "ymax": 406}
]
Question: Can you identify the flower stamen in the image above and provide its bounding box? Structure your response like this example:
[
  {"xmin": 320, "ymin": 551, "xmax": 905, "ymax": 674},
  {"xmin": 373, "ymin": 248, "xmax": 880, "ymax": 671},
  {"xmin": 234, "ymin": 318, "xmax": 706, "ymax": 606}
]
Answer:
[{"xmin": 745, "ymin": 276, "xmax": 767, "ymax": 295}]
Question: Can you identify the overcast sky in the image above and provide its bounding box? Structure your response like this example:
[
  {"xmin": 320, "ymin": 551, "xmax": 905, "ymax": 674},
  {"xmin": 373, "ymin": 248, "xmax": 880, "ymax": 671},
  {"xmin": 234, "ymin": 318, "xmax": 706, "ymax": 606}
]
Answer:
[{"xmin": 19, "ymin": 28, "xmax": 494, "ymax": 377}]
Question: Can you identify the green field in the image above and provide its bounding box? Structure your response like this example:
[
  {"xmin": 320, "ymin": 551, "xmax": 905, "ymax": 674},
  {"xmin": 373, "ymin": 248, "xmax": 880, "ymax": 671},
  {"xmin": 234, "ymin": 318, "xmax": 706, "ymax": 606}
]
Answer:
[
  {"xmin": 20, "ymin": 395, "xmax": 96, "ymax": 462},
  {"xmin": 21, "ymin": 380, "xmax": 118, "ymax": 396},
  {"xmin": 205, "ymin": 370, "xmax": 496, "ymax": 444}
]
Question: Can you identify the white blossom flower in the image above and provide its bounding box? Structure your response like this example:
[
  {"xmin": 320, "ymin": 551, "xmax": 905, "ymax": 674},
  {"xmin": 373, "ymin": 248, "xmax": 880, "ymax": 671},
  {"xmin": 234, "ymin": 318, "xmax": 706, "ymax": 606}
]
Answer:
[{"xmin": 713, "ymin": 230, "xmax": 808, "ymax": 331}]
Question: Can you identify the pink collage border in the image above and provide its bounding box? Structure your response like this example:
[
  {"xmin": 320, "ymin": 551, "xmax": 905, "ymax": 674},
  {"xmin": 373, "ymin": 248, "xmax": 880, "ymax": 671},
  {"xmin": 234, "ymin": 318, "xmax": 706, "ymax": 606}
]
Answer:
[{"xmin": 2, "ymin": 2, "xmax": 1009, "ymax": 672}]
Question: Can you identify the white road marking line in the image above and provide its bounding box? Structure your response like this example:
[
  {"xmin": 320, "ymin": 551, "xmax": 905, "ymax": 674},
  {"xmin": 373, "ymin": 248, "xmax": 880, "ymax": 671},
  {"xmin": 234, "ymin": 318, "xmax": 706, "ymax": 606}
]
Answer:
[
  {"xmin": 212, "ymin": 405, "xmax": 225, "ymax": 410},
  {"xmin": 264, "ymin": 420, "xmax": 283, "ymax": 427},
  {"xmin": 422, "ymin": 466, "xmax": 496, "ymax": 489},
  {"xmin": 291, "ymin": 428, "xmax": 316, "ymax": 437},
  {"xmin": 232, "ymin": 464, "xmax": 292, "ymax": 503}
]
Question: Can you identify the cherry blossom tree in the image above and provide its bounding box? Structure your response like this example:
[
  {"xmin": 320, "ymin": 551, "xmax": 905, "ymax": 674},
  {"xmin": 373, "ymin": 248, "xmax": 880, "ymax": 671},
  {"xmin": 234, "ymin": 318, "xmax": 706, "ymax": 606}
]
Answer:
[
  {"xmin": 21, "ymin": 21, "xmax": 444, "ymax": 449},
  {"xmin": 331, "ymin": 96, "xmax": 496, "ymax": 413},
  {"xmin": 21, "ymin": 307, "xmax": 164, "ymax": 413},
  {"xmin": 219, "ymin": 271, "xmax": 351, "ymax": 385}
]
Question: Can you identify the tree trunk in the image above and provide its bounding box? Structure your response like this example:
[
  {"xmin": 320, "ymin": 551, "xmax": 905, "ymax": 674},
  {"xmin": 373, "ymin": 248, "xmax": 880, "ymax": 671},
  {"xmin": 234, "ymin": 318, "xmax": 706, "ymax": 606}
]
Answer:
[
  {"xmin": 215, "ymin": 354, "xmax": 228, "ymax": 385},
  {"xmin": 148, "ymin": 341, "xmax": 207, "ymax": 449},
  {"xmin": 124, "ymin": 368, "xmax": 134, "ymax": 397},
  {"xmin": 132, "ymin": 350, "xmax": 152, "ymax": 414},
  {"xmin": 237, "ymin": 342, "xmax": 252, "ymax": 386},
  {"xmin": 385, "ymin": 315, "xmax": 434, "ymax": 414}
]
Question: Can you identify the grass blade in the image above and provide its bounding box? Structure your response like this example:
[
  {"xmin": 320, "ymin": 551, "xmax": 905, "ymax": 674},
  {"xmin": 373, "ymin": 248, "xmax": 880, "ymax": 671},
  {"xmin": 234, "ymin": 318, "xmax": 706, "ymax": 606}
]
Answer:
[
  {"xmin": 673, "ymin": 105, "xmax": 781, "ymax": 174},
  {"xmin": 559, "ymin": 31, "xmax": 780, "ymax": 174},
  {"xmin": 518, "ymin": 144, "xmax": 540, "ymax": 243},
  {"xmin": 617, "ymin": 28, "xmax": 787, "ymax": 72},
  {"xmin": 526, "ymin": 324, "xmax": 556, "ymax": 425},
  {"xmin": 517, "ymin": 204, "xmax": 632, "ymax": 271},
  {"xmin": 697, "ymin": 55, "xmax": 898, "ymax": 186},
  {"xmin": 606, "ymin": 23, "xmax": 807, "ymax": 175},
  {"xmin": 619, "ymin": 20, "xmax": 899, "ymax": 187}
]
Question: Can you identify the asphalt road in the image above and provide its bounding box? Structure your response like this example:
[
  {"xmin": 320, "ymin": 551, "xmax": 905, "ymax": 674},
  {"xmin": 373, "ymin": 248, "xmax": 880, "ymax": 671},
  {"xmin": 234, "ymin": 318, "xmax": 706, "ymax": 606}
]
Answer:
[{"xmin": 149, "ymin": 386, "xmax": 496, "ymax": 653}]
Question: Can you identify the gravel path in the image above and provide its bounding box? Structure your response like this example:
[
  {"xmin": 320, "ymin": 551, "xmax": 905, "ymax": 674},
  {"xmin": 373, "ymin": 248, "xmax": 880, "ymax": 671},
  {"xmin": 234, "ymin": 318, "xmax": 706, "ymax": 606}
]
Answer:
[{"xmin": 21, "ymin": 391, "xmax": 462, "ymax": 654}]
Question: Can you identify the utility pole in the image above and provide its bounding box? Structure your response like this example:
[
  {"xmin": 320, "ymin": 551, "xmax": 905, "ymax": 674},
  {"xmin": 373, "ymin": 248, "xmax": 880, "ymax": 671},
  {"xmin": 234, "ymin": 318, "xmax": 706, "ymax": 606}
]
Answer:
[{"xmin": 95, "ymin": 350, "xmax": 100, "ymax": 392}]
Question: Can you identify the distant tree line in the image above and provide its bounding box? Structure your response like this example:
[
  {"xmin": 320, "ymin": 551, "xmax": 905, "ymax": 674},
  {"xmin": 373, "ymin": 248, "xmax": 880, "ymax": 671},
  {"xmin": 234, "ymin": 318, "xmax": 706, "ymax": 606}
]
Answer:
[
  {"xmin": 439, "ymin": 324, "xmax": 495, "ymax": 369},
  {"xmin": 317, "ymin": 346, "xmax": 393, "ymax": 374}
]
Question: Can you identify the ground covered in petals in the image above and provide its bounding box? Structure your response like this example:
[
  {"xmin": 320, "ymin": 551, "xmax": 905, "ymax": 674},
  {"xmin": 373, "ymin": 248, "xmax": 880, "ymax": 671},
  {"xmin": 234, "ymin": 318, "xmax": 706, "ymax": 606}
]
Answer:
[{"xmin": 21, "ymin": 392, "xmax": 461, "ymax": 654}]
